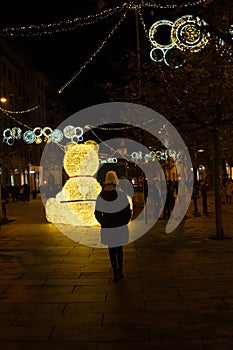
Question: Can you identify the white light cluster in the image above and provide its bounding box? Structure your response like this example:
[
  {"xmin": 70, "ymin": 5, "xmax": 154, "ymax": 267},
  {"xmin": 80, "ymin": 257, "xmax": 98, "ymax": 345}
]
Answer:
[
  {"xmin": 131, "ymin": 149, "xmax": 180, "ymax": 162},
  {"xmin": 2, "ymin": 125, "xmax": 84, "ymax": 145}
]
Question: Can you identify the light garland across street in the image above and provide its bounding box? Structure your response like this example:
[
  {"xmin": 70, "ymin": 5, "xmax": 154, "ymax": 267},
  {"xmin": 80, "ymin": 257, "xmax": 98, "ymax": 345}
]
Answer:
[{"xmin": 2, "ymin": 125, "xmax": 84, "ymax": 145}]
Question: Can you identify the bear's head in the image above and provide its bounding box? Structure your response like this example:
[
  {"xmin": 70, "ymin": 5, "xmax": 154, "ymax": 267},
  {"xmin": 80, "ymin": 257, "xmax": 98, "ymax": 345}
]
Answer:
[{"xmin": 63, "ymin": 140, "xmax": 99, "ymax": 177}]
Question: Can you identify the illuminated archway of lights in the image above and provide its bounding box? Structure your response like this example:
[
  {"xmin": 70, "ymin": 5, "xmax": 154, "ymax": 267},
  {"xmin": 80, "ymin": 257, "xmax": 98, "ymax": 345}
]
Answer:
[{"xmin": 149, "ymin": 15, "xmax": 210, "ymax": 68}]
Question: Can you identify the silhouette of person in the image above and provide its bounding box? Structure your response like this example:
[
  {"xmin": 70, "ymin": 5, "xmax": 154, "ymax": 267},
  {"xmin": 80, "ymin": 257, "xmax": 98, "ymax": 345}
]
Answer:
[{"xmin": 95, "ymin": 171, "xmax": 131, "ymax": 282}]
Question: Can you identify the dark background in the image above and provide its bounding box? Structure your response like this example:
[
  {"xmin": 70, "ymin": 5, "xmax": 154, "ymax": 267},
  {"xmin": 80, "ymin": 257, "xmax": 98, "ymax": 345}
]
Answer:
[{"xmin": 0, "ymin": 0, "xmax": 210, "ymax": 113}]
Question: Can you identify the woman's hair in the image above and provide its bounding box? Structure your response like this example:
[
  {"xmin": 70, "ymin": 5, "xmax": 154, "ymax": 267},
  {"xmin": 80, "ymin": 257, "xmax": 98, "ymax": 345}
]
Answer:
[{"xmin": 105, "ymin": 171, "xmax": 119, "ymax": 184}]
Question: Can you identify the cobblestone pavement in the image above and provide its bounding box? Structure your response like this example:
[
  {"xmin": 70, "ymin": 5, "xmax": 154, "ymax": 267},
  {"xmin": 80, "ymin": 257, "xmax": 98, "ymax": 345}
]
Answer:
[{"xmin": 0, "ymin": 192, "xmax": 232, "ymax": 349}]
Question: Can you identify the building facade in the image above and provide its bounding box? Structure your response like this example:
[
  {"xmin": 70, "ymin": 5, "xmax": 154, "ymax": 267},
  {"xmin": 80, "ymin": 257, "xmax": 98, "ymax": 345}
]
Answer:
[{"xmin": 0, "ymin": 39, "xmax": 68, "ymax": 192}]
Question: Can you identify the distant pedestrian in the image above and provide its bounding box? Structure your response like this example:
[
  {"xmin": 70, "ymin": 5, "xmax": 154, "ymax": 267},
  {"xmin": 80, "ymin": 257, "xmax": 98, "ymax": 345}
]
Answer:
[
  {"xmin": 95, "ymin": 171, "xmax": 132, "ymax": 282},
  {"xmin": 23, "ymin": 184, "xmax": 30, "ymax": 202},
  {"xmin": 163, "ymin": 180, "xmax": 175, "ymax": 219},
  {"xmin": 1, "ymin": 185, "xmax": 8, "ymax": 218},
  {"xmin": 19, "ymin": 186, "xmax": 24, "ymax": 202},
  {"xmin": 192, "ymin": 181, "xmax": 200, "ymax": 214},
  {"xmin": 225, "ymin": 178, "xmax": 233, "ymax": 204},
  {"xmin": 200, "ymin": 178, "xmax": 209, "ymax": 214},
  {"xmin": 221, "ymin": 183, "xmax": 226, "ymax": 204}
]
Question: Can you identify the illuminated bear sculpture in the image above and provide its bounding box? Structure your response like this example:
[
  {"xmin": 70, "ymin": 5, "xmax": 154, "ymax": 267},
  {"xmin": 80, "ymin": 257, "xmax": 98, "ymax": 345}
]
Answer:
[{"xmin": 45, "ymin": 140, "xmax": 102, "ymax": 226}]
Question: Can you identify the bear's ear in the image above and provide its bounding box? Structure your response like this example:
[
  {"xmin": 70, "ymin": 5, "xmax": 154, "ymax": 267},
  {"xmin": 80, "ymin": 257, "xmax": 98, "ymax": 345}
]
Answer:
[
  {"xmin": 64, "ymin": 142, "xmax": 74, "ymax": 154},
  {"xmin": 84, "ymin": 140, "xmax": 99, "ymax": 152}
]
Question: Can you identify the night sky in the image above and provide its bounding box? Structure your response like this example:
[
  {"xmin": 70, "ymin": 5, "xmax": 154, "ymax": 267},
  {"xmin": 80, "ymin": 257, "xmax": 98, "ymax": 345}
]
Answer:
[{"xmin": 0, "ymin": 0, "xmax": 213, "ymax": 113}]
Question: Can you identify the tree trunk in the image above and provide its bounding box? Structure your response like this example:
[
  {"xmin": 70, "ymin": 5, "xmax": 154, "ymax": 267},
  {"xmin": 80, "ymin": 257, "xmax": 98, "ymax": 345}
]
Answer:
[{"xmin": 213, "ymin": 128, "xmax": 224, "ymax": 239}]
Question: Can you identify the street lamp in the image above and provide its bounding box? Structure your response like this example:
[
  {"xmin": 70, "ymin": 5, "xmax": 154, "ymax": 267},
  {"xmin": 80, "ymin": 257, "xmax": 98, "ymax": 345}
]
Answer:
[{"xmin": 0, "ymin": 97, "xmax": 7, "ymax": 104}]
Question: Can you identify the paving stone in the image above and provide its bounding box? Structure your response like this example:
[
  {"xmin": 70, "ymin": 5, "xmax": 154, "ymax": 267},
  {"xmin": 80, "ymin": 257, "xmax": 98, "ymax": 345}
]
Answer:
[
  {"xmin": 0, "ymin": 343, "xmax": 97, "ymax": 350},
  {"xmin": 204, "ymin": 337, "xmax": 233, "ymax": 349},
  {"xmin": 30, "ymin": 291, "xmax": 106, "ymax": 303},
  {"xmin": 50, "ymin": 325, "xmax": 149, "ymax": 341},
  {"xmin": 0, "ymin": 326, "xmax": 52, "ymax": 341},
  {"xmin": 0, "ymin": 303, "xmax": 66, "ymax": 314},
  {"xmin": 64, "ymin": 301, "xmax": 146, "ymax": 313},
  {"xmin": 14, "ymin": 312, "xmax": 102, "ymax": 326},
  {"xmin": 102, "ymin": 311, "xmax": 193, "ymax": 325},
  {"xmin": 0, "ymin": 313, "xmax": 18, "ymax": 325},
  {"xmin": 98, "ymin": 339, "xmax": 205, "ymax": 350}
]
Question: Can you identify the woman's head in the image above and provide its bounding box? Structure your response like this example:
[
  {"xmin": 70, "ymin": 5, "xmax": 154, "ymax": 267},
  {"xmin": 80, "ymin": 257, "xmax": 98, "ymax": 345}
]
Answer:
[{"xmin": 105, "ymin": 171, "xmax": 119, "ymax": 185}]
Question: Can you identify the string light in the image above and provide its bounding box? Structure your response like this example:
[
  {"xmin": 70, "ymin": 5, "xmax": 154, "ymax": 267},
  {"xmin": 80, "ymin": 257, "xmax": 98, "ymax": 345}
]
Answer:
[
  {"xmin": 0, "ymin": 5, "xmax": 126, "ymax": 37},
  {"xmin": 0, "ymin": 1, "xmax": 213, "ymax": 38},
  {"xmin": 1, "ymin": 110, "xmax": 33, "ymax": 130},
  {"xmin": 58, "ymin": 11, "xmax": 128, "ymax": 93},
  {"xmin": 85, "ymin": 124, "xmax": 133, "ymax": 131},
  {"xmin": 0, "ymin": 105, "xmax": 39, "ymax": 114},
  {"xmin": 144, "ymin": 0, "xmax": 214, "ymax": 9}
]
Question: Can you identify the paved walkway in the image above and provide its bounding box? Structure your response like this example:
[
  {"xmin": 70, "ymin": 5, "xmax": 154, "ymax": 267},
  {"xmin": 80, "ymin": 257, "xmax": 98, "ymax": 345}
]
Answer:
[{"xmin": 0, "ymin": 193, "xmax": 233, "ymax": 349}]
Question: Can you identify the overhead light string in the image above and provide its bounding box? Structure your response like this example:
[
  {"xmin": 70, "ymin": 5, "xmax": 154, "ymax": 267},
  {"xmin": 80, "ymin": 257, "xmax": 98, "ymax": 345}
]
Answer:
[
  {"xmin": 0, "ymin": 109, "xmax": 33, "ymax": 130},
  {"xmin": 144, "ymin": 0, "xmax": 214, "ymax": 9},
  {"xmin": 0, "ymin": 105, "xmax": 39, "ymax": 115},
  {"xmin": 0, "ymin": 4, "xmax": 128, "ymax": 37},
  {"xmin": 58, "ymin": 10, "xmax": 128, "ymax": 93}
]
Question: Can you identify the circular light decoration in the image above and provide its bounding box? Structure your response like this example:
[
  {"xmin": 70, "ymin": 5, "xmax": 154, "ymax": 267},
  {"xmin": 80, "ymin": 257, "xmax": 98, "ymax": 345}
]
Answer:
[
  {"xmin": 33, "ymin": 127, "xmax": 43, "ymax": 137},
  {"xmin": 171, "ymin": 15, "xmax": 210, "ymax": 52},
  {"xmin": 149, "ymin": 20, "xmax": 175, "ymax": 49},
  {"xmin": 43, "ymin": 127, "xmax": 53, "ymax": 137},
  {"xmin": 75, "ymin": 126, "xmax": 84, "ymax": 138},
  {"xmin": 12, "ymin": 127, "xmax": 22, "ymax": 139},
  {"xmin": 3, "ymin": 128, "xmax": 12, "ymax": 138},
  {"xmin": 50, "ymin": 129, "xmax": 63, "ymax": 143},
  {"xmin": 150, "ymin": 47, "xmax": 165, "ymax": 62},
  {"xmin": 3, "ymin": 136, "xmax": 14, "ymax": 145},
  {"xmin": 163, "ymin": 47, "xmax": 186, "ymax": 69},
  {"xmin": 63, "ymin": 125, "xmax": 76, "ymax": 139},
  {"xmin": 35, "ymin": 137, "xmax": 42, "ymax": 144},
  {"xmin": 23, "ymin": 130, "xmax": 36, "ymax": 144},
  {"xmin": 44, "ymin": 136, "xmax": 50, "ymax": 143}
]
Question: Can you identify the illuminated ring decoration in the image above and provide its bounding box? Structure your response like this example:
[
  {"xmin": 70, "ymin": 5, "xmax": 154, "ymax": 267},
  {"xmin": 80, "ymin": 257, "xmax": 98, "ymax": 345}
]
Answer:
[
  {"xmin": 43, "ymin": 127, "xmax": 53, "ymax": 137},
  {"xmin": 3, "ymin": 136, "xmax": 14, "ymax": 145},
  {"xmin": 75, "ymin": 126, "xmax": 84, "ymax": 138},
  {"xmin": 12, "ymin": 127, "xmax": 22, "ymax": 139},
  {"xmin": 163, "ymin": 47, "xmax": 186, "ymax": 69},
  {"xmin": 71, "ymin": 136, "xmax": 79, "ymax": 143},
  {"xmin": 44, "ymin": 136, "xmax": 51, "ymax": 143},
  {"xmin": 3, "ymin": 128, "xmax": 12, "ymax": 138},
  {"xmin": 33, "ymin": 127, "xmax": 43, "ymax": 137},
  {"xmin": 149, "ymin": 20, "xmax": 175, "ymax": 50},
  {"xmin": 35, "ymin": 137, "xmax": 42, "ymax": 144},
  {"xmin": 23, "ymin": 130, "xmax": 36, "ymax": 144},
  {"xmin": 150, "ymin": 48, "xmax": 165, "ymax": 62},
  {"xmin": 63, "ymin": 125, "xmax": 76, "ymax": 139},
  {"xmin": 150, "ymin": 47, "xmax": 186, "ymax": 69},
  {"xmin": 78, "ymin": 136, "xmax": 83, "ymax": 142},
  {"xmin": 171, "ymin": 15, "xmax": 209, "ymax": 52},
  {"xmin": 50, "ymin": 129, "xmax": 63, "ymax": 143}
]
